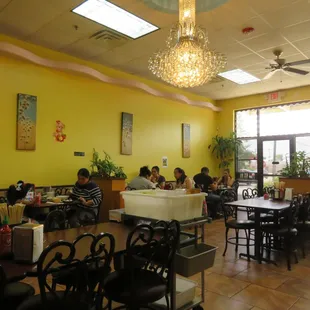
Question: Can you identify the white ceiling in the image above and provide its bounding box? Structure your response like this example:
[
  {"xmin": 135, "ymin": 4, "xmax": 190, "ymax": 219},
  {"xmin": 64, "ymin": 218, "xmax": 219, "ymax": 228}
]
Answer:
[{"xmin": 1, "ymin": 0, "xmax": 310, "ymax": 100}]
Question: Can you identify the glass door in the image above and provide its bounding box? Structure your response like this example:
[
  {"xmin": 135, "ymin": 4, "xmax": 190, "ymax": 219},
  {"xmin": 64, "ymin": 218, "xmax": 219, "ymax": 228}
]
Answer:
[{"xmin": 257, "ymin": 138, "xmax": 293, "ymax": 193}]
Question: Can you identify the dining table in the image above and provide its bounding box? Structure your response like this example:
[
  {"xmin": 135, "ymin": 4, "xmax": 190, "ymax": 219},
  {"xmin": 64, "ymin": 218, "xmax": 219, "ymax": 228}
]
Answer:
[
  {"xmin": 1, "ymin": 222, "xmax": 131, "ymax": 279},
  {"xmin": 225, "ymin": 197, "xmax": 291, "ymax": 263}
]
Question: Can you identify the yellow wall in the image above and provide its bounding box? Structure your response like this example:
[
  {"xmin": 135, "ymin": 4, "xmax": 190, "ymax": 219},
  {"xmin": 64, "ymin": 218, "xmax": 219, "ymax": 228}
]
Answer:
[{"xmin": 0, "ymin": 37, "xmax": 218, "ymax": 188}]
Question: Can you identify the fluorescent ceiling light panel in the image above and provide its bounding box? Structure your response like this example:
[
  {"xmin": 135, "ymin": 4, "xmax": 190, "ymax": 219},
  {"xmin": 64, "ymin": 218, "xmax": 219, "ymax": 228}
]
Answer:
[
  {"xmin": 218, "ymin": 69, "xmax": 260, "ymax": 84},
  {"xmin": 72, "ymin": 0, "xmax": 159, "ymax": 39}
]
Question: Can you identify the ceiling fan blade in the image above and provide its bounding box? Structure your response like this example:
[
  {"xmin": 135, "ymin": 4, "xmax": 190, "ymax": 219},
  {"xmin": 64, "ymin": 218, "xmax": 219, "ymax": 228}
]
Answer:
[
  {"xmin": 281, "ymin": 69, "xmax": 294, "ymax": 77},
  {"xmin": 286, "ymin": 59, "xmax": 310, "ymax": 66},
  {"xmin": 263, "ymin": 70, "xmax": 278, "ymax": 80},
  {"xmin": 284, "ymin": 67, "xmax": 309, "ymax": 75}
]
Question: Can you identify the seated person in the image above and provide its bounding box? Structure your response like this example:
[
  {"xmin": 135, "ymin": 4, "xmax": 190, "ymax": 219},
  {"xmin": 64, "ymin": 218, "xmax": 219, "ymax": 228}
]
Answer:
[
  {"xmin": 174, "ymin": 168, "xmax": 192, "ymax": 190},
  {"xmin": 193, "ymin": 167, "xmax": 216, "ymax": 192},
  {"xmin": 69, "ymin": 168, "xmax": 102, "ymax": 227},
  {"xmin": 151, "ymin": 166, "xmax": 166, "ymax": 189},
  {"xmin": 127, "ymin": 166, "xmax": 155, "ymax": 190},
  {"xmin": 194, "ymin": 167, "xmax": 222, "ymax": 219},
  {"xmin": 217, "ymin": 169, "xmax": 234, "ymax": 187},
  {"xmin": 7, "ymin": 181, "xmax": 35, "ymax": 205}
]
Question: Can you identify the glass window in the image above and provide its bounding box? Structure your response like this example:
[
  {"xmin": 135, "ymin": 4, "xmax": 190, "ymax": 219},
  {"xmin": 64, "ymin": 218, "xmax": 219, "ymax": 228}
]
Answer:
[
  {"xmin": 296, "ymin": 136, "xmax": 310, "ymax": 155},
  {"xmin": 236, "ymin": 110, "xmax": 257, "ymax": 138},
  {"xmin": 238, "ymin": 139, "xmax": 257, "ymax": 160},
  {"xmin": 262, "ymin": 140, "xmax": 290, "ymax": 175},
  {"xmin": 260, "ymin": 102, "xmax": 310, "ymax": 136}
]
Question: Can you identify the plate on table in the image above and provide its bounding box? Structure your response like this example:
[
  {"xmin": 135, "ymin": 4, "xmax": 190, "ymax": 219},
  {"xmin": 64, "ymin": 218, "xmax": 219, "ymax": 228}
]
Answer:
[{"xmin": 55, "ymin": 195, "xmax": 69, "ymax": 201}]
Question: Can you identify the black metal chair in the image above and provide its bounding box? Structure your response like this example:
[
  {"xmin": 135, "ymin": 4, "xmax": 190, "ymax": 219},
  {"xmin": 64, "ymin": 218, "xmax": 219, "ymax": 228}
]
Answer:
[
  {"xmin": 44, "ymin": 210, "xmax": 67, "ymax": 233},
  {"xmin": 295, "ymin": 194, "xmax": 310, "ymax": 258},
  {"xmin": 0, "ymin": 265, "xmax": 35, "ymax": 310},
  {"xmin": 103, "ymin": 220, "xmax": 180, "ymax": 310},
  {"xmin": 18, "ymin": 234, "xmax": 115, "ymax": 310},
  {"xmin": 242, "ymin": 188, "xmax": 274, "ymax": 223},
  {"xmin": 231, "ymin": 181, "xmax": 239, "ymax": 200},
  {"xmin": 261, "ymin": 200, "xmax": 299, "ymax": 270},
  {"xmin": 221, "ymin": 203, "xmax": 255, "ymax": 260}
]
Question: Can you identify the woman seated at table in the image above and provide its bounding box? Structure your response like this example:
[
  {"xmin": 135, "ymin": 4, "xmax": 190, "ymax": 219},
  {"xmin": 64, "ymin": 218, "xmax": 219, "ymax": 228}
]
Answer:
[
  {"xmin": 151, "ymin": 166, "xmax": 166, "ymax": 189},
  {"xmin": 68, "ymin": 168, "xmax": 102, "ymax": 227},
  {"xmin": 217, "ymin": 169, "xmax": 234, "ymax": 187},
  {"xmin": 127, "ymin": 166, "xmax": 155, "ymax": 190},
  {"xmin": 174, "ymin": 168, "xmax": 192, "ymax": 190}
]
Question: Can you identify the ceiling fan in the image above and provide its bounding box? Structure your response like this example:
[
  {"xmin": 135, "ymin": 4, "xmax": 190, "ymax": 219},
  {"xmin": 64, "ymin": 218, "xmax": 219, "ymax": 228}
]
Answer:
[{"xmin": 264, "ymin": 50, "xmax": 310, "ymax": 80}]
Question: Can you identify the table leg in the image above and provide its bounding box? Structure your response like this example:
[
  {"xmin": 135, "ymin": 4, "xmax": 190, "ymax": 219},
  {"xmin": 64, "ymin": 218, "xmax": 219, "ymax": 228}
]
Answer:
[{"xmin": 254, "ymin": 209, "xmax": 262, "ymax": 263}]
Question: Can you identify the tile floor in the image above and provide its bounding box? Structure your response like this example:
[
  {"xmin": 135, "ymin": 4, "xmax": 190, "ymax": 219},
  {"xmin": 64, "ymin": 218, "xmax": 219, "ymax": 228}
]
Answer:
[{"xmin": 22, "ymin": 219, "xmax": 310, "ymax": 310}]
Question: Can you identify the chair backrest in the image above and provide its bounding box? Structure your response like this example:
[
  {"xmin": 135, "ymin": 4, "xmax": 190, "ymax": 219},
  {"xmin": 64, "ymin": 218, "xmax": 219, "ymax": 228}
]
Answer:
[
  {"xmin": 37, "ymin": 234, "xmax": 114, "ymax": 309},
  {"xmin": 242, "ymin": 188, "xmax": 258, "ymax": 200},
  {"xmin": 297, "ymin": 194, "xmax": 310, "ymax": 224},
  {"xmin": 54, "ymin": 187, "xmax": 72, "ymax": 196},
  {"xmin": 220, "ymin": 189, "xmax": 237, "ymax": 202},
  {"xmin": 232, "ymin": 181, "xmax": 239, "ymax": 194},
  {"xmin": 114, "ymin": 220, "xmax": 180, "ymax": 295},
  {"xmin": 44, "ymin": 210, "xmax": 67, "ymax": 233}
]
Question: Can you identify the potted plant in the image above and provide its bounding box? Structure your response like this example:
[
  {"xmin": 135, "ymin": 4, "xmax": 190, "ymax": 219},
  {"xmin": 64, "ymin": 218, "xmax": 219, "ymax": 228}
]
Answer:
[
  {"xmin": 280, "ymin": 151, "xmax": 310, "ymax": 178},
  {"xmin": 208, "ymin": 132, "xmax": 242, "ymax": 169},
  {"xmin": 91, "ymin": 149, "xmax": 127, "ymax": 179},
  {"xmin": 90, "ymin": 149, "xmax": 127, "ymax": 222}
]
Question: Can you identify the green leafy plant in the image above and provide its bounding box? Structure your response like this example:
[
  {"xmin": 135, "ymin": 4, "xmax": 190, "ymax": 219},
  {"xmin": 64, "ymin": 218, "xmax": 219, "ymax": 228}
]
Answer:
[
  {"xmin": 280, "ymin": 151, "xmax": 310, "ymax": 177},
  {"xmin": 208, "ymin": 132, "xmax": 242, "ymax": 169},
  {"xmin": 91, "ymin": 149, "xmax": 127, "ymax": 179}
]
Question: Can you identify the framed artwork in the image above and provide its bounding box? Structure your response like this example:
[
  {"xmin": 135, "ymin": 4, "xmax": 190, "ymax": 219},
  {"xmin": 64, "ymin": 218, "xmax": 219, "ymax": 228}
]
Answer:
[
  {"xmin": 182, "ymin": 123, "xmax": 190, "ymax": 158},
  {"xmin": 121, "ymin": 112, "xmax": 133, "ymax": 155},
  {"xmin": 16, "ymin": 93, "xmax": 37, "ymax": 150}
]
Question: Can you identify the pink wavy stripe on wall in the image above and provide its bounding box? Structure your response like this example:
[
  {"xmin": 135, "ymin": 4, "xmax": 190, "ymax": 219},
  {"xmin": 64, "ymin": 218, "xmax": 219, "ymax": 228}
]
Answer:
[{"xmin": 0, "ymin": 42, "xmax": 221, "ymax": 112}]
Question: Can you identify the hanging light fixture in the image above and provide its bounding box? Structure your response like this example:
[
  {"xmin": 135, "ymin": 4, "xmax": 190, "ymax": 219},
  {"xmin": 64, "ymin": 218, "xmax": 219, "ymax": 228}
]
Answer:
[{"xmin": 148, "ymin": 0, "xmax": 227, "ymax": 88}]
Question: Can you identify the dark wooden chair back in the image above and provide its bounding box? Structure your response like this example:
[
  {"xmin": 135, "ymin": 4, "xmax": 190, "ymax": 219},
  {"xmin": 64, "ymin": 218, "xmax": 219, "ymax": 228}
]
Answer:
[{"xmin": 44, "ymin": 210, "xmax": 67, "ymax": 233}]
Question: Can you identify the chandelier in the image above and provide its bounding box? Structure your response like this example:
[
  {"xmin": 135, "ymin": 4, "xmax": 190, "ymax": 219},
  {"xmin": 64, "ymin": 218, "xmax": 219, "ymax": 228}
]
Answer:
[{"xmin": 148, "ymin": 0, "xmax": 227, "ymax": 88}]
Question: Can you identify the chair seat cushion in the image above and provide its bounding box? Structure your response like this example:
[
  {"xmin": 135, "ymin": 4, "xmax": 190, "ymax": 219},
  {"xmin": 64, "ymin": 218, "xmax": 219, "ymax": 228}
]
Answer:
[
  {"xmin": 226, "ymin": 219, "xmax": 255, "ymax": 229},
  {"xmin": 17, "ymin": 292, "xmax": 90, "ymax": 310},
  {"xmin": 103, "ymin": 269, "xmax": 166, "ymax": 305},
  {"xmin": 262, "ymin": 224, "xmax": 298, "ymax": 236},
  {"xmin": 4, "ymin": 282, "xmax": 35, "ymax": 310}
]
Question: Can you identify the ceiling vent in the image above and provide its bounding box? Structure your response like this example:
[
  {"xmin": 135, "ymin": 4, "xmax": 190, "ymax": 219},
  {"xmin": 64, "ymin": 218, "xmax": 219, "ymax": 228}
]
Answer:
[{"xmin": 89, "ymin": 29, "xmax": 128, "ymax": 49}]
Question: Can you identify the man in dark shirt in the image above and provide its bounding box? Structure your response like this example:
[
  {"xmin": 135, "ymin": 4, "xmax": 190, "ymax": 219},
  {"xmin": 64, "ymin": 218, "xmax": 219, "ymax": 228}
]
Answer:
[
  {"xmin": 194, "ymin": 167, "xmax": 213, "ymax": 192},
  {"xmin": 194, "ymin": 167, "xmax": 221, "ymax": 219}
]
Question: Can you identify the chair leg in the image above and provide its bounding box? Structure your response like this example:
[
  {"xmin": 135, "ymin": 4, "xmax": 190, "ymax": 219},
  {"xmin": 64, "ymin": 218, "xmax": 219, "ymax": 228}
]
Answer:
[
  {"xmin": 267, "ymin": 233, "xmax": 271, "ymax": 261},
  {"xmin": 246, "ymin": 229, "xmax": 250, "ymax": 261},
  {"xmin": 235, "ymin": 229, "xmax": 239, "ymax": 252},
  {"xmin": 223, "ymin": 227, "xmax": 229, "ymax": 256},
  {"xmin": 301, "ymin": 233, "xmax": 306, "ymax": 258},
  {"xmin": 285, "ymin": 237, "xmax": 292, "ymax": 271}
]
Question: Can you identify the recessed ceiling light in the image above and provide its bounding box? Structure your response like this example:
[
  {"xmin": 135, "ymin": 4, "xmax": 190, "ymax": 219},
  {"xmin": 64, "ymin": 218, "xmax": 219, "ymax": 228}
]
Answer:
[
  {"xmin": 72, "ymin": 0, "xmax": 159, "ymax": 39},
  {"xmin": 218, "ymin": 69, "xmax": 260, "ymax": 84}
]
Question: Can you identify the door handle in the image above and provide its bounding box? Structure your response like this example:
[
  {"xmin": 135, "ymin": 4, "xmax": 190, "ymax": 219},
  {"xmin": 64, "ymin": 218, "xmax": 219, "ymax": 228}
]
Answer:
[{"xmin": 272, "ymin": 161, "xmax": 279, "ymax": 165}]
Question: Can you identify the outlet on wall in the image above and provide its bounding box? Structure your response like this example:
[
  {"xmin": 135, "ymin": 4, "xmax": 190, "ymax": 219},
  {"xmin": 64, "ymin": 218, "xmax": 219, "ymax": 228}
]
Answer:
[{"xmin": 74, "ymin": 152, "xmax": 85, "ymax": 157}]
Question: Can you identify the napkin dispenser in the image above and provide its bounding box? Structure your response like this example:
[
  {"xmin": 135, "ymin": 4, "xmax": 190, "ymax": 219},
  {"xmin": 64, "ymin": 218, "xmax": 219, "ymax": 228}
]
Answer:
[
  {"xmin": 284, "ymin": 188, "xmax": 293, "ymax": 201},
  {"xmin": 12, "ymin": 223, "xmax": 44, "ymax": 263}
]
